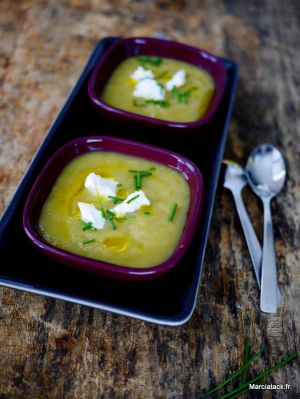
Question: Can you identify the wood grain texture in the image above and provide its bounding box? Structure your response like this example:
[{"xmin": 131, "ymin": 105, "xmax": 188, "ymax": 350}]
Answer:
[{"xmin": 0, "ymin": 0, "xmax": 299, "ymax": 397}]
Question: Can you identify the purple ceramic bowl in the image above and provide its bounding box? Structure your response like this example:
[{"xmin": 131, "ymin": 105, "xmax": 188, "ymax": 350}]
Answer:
[
  {"xmin": 23, "ymin": 136, "xmax": 204, "ymax": 281},
  {"xmin": 88, "ymin": 37, "xmax": 226, "ymax": 133}
]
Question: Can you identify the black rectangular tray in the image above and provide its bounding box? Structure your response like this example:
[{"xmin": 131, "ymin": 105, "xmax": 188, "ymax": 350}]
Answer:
[{"xmin": 0, "ymin": 37, "xmax": 238, "ymax": 326}]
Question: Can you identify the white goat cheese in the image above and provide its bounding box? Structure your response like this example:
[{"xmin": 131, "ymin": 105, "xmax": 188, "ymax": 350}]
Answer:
[
  {"xmin": 131, "ymin": 66, "xmax": 154, "ymax": 81},
  {"xmin": 84, "ymin": 173, "xmax": 118, "ymax": 198},
  {"xmin": 166, "ymin": 70, "xmax": 186, "ymax": 90},
  {"xmin": 133, "ymin": 79, "xmax": 165, "ymax": 100},
  {"xmin": 111, "ymin": 191, "xmax": 150, "ymax": 217},
  {"xmin": 78, "ymin": 202, "xmax": 106, "ymax": 229}
]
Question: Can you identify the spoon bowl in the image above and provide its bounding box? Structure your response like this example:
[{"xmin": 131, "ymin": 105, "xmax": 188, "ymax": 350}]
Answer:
[{"xmin": 245, "ymin": 144, "xmax": 286, "ymax": 199}]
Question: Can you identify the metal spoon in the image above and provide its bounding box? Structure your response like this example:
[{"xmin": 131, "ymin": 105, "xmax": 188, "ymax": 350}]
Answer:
[
  {"xmin": 245, "ymin": 144, "xmax": 286, "ymax": 313},
  {"xmin": 223, "ymin": 161, "xmax": 262, "ymax": 287},
  {"xmin": 223, "ymin": 160, "xmax": 281, "ymax": 303}
]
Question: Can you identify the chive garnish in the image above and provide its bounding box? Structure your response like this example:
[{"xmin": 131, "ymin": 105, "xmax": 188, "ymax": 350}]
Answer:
[
  {"xmin": 83, "ymin": 239, "xmax": 96, "ymax": 245},
  {"xmin": 136, "ymin": 171, "xmax": 142, "ymax": 189},
  {"xmin": 107, "ymin": 210, "xmax": 116, "ymax": 230},
  {"xmin": 127, "ymin": 194, "xmax": 140, "ymax": 204},
  {"xmin": 144, "ymin": 211, "xmax": 151, "ymax": 215},
  {"xmin": 134, "ymin": 174, "xmax": 138, "ymax": 190},
  {"xmin": 145, "ymin": 99, "xmax": 170, "ymax": 107},
  {"xmin": 171, "ymin": 87, "xmax": 192, "ymax": 104},
  {"xmin": 137, "ymin": 55, "xmax": 162, "ymax": 66},
  {"xmin": 133, "ymin": 99, "xmax": 170, "ymax": 108},
  {"xmin": 129, "ymin": 168, "xmax": 154, "ymax": 189},
  {"xmin": 168, "ymin": 203, "xmax": 178, "ymax": 222},
  {"xmin": 116, "ymin": 183, "xmax": 122, "ymax": 187},
  {"xmin": 97, "ymin": 197, "xmax": 106, "ymax": 219},
  {"xmin": 81, "ymin": 221, "xmax": 96, "ymax": 231},
  {"xmin": 108, "ymin": 195, "xmax": 124, "ymax": 204},
  {"xmin": 149, "ymin": 167, "xmax": 156, "ymax": 171},
  {"xmin": 129, "ymin": 170, "xmax": 152, "ymax": 176}
]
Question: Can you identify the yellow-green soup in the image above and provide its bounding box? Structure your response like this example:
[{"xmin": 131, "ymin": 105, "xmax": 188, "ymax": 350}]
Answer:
[
  {"xmin": 39, "ymin": 152, "xmax": 190, "ymax": 268},
  {"xmin": 101, "ymin": 56, "xmax": 215, "ymax": 123}
]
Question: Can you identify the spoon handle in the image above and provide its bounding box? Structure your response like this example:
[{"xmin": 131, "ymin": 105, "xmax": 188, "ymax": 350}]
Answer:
[
  {"xmin": 232, "ymin": 190, "xmax": 262, "ymax": 287},
  {"xmin": 260, "ymin": 198, "xmax": 278, "ymax": 313}
]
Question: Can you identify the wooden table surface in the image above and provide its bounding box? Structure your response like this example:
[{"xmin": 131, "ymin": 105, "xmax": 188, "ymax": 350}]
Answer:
[{"xmin": 0, "ymin": 1, "xmax": 299, "ymax": 397}]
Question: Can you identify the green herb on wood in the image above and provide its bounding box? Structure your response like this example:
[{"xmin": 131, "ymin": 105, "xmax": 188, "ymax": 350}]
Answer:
[
  {"xmin": 242, "ymin": 337, "xmax": 251, "ymax": 384},
  {"xmin": 205, "ymin": 337, "xmax": 299, "ymax": 399}
]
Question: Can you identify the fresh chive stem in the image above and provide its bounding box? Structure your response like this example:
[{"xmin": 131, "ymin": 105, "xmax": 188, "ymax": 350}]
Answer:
[
  {"xmin": 81, "ymin": 221, "xmax": 95, "ymax": 231},
  {"xmin": 168, "ymin": 203, "xmax": 178, "ymax": 222},
  {"xmin": 129, "ymin": 168, "xmax": 153, "ymax": 189},
  {"xmin": 107, "ymin": 211, "xmax": 116, "ymax": 230},
  {"xmin": 219, "ymin": 352, "xmax": 299, "ymax": 399},
  {"xmin": 83, "ymin": 239, "xmax": 96, "ymax": 245},
  {"xmin": 144, "ymin": 211, "xmax": 151, "ymax": 215},
  {"xmin": 136, "ymin": 171, "xmax": 141, "ymax": 189},
  {"xmin": 108, "ymin": 195, "xmax": 124, "ymax": 204},
  {"xmin": 242, "ymin": 337, "xmax": 251, "ymax": 384},
  {"xmin": 97, "ymin": 197, "xmax": 106, "ymax": 219},
  {"xmin": 127, "ymin": 194, "xmax": 140, "ymax": 204},
  {"xmin": 134, "ymin": 175, "xmax": 138, "ymax": 190},
  {"xmin": 205, "ymin": 347, "xmax": 264, "ymax": 396}
]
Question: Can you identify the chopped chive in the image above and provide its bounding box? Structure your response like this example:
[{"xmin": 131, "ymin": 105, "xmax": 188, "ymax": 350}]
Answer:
[
  {"xmin": 144, "ymin": 211, "xmax": 151, "ymax": 215},
  {"xmin": 116, "ymin": 183, "xmax": 122, "ymax": 187},
  {"xmin": 136, "ymin": 171, "xmax": 142, "ymax": 189},
  {"xmin": 97, "ymin": 197, "xmax": 106, "ymax": 219},
  {"xmin": 108, "ymin": 195, "xmax": 124, "ymax": 204},
  {"xmin": 127, "ymin": 194, "xmax": 140, "ymax": 204},
  {"xmin": 107, "ymin": 210, "xmax": 116, "ymax": 230},
  {"xmin": 129, "ymin": 168, "xmax": 153, "ymax": 189},
  {"xmin": 134, "ymin": 174, "xmax": 138, "ymax": 190},
  {"xmin": 137, "ymin": 55, "xmax": 162, "ymax": 66},
  {"xmin": 145, "ymin": 99, "xmax": 170, "ymax": 107},
  {"xmin": 81, "ymin": 221, "xmax": 96, "ymax": 231},
  {"xmin": 168, "ymin": 203, "xmax": 178, "ymax": 222},
  {"xmin": 149, "ymin": 166, "xmax": 156, "ymax": 171},
  {"xmin": 171, "ymin": 87, "xmax": 192, "ymax": 104},
  {"xmin": 83, "ymin": 239, "xmax": 96, "ymax": 245},
  {"xmin": 129, "ymin": 169, "xmax": 152, "ymax": 176}
]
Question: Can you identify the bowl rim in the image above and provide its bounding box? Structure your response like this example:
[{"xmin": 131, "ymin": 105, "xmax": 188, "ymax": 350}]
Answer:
[
  {"xmin": 23, "ymin": 135, "xmax": 204, "ymax": 281},
  {"xmin": 88, "ymin": 36, "xmax": 227, "ymax": 130}
]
